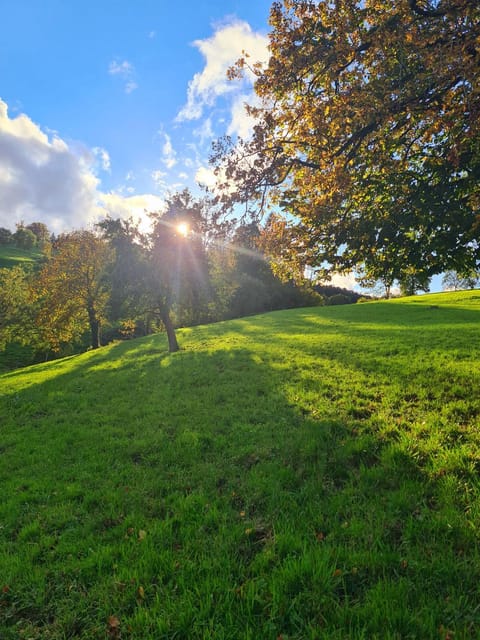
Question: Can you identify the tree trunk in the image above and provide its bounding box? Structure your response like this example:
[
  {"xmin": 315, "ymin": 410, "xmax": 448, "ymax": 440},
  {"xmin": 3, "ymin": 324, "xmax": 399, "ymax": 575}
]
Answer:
[
  {"xmin": 87, "ymin": 305, "xmax": 101, "ymax": 349},
  {"xmin": 158, "ymin": 304, "xmax": 179, "ymax": 353}
]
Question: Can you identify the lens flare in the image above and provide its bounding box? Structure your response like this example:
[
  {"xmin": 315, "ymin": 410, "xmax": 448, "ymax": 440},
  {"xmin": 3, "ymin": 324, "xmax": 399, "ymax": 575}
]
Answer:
[{"xmin": 176, "ymin": 222, "xmax": 189, "ymax": 237}]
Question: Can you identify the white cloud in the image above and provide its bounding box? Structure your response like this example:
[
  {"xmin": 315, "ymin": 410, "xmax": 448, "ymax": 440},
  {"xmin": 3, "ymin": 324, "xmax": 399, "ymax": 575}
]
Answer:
[
  {"xmin": 329, "ymin": 272, "xmax": 358, "ymax": 290},
  {"xmin": 161, "ymin": 133, "xmax": 177, "ymax": 169},
  {"xmin": 0, "ymin": 99, "xmax": 100, "ymax": 232},
  {"xmin": 195, "ymin": 166, "xmax": 217, "ymax": 190},
  {"xmin": 195, "ymin": 164, "xmax": 237, "ymax": 196},
  {"xmin": 99, "ymin": 192, "xmax": 165, "ymax": 233},
  {"xmin": 151, "ymin": 169, "xmax": 168, "ymax": 191},
  {"xmin": 92, "ymin": 146, "xmax": 111, "ymax": 172},
  {"xmin": 108, "ymin": 59, "xmax": 138, "ymax": 94},
  {"xmin": 108, "ymin": 60, "xmax": 134, "ymax": 76},
  {"xmin": 227, "ymin": 92, "xmax": 262, "ymax": 139},
  {"xmin": 176, "ymin": 20, "xmax": 268, "ymax": 124},
  {"xmin": 125, "ymin": 81, "xmax": 138, "ymax": 94},
  {"xmin": 193, "ymin": 117, "xmax": 214, "ymax": 144},
  {"xmin": 0, "ymin": 99, "xmax": 170, "ymax": 235}
]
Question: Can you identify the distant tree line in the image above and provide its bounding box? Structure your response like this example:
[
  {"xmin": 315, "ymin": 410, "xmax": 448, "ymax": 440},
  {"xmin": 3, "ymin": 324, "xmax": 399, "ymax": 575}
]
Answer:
[
  {"xmin": 0, "ymin": 190, "xmax": 328, "ymax": 368},
  {"xmin": 0, "ymin": 222, "xmax": 52, "ymax": 253},
  {"xmin": 3, "ymin": 185, "xmax": 478, "ymax": 370}
]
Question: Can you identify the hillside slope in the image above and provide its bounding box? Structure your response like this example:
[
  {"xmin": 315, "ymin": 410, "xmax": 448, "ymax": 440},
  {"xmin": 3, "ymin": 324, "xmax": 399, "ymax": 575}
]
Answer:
[
  {"xmin": 0, "ymin": 245, "xmax": 43, "ymax": 268},
  {"xmin": 1, "ymin": 291, "xmax": 479, "ymax": 639}
]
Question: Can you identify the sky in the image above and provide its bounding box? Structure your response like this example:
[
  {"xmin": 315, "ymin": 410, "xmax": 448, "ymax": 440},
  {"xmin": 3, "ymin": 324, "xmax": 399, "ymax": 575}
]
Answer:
[
  {"xmin": 0, "ymin": 0, "xmax": 273, "ymax": 234},
  {"xmin": 0, "ymin": 1, "xmax": 445, "ymax": 292}
]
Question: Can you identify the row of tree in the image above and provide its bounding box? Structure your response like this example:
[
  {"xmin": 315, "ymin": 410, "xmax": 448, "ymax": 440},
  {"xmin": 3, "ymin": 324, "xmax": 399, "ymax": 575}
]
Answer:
[
  {"xmin": 0, "ymin": 222, "xmax": 52, "ymax": 252},
  {"xmin": 0, "ymin": 190, "xmax": 323, "ymax": 365}
]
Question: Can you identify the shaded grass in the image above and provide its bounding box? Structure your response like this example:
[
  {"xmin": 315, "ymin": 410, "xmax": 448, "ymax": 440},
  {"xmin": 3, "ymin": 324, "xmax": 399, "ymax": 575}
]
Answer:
[{"xmin": 1, "ymin": 290, "xmax": 479, "ymax": 638}]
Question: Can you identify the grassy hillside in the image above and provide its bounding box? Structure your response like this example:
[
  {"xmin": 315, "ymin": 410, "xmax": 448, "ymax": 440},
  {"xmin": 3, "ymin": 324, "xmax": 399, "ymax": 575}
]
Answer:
[
  {"xmin": 1, "ymin": 291, "xmax": 479, "ymax": 639},
  {"xmin": 0, "ymin": 245, "xmax": 44, "ymax": 268}
]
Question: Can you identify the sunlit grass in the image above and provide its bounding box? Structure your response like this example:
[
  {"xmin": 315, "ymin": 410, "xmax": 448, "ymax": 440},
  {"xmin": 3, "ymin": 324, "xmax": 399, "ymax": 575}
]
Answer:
[
  {"xmin": 0, "ymin": 245, "xmax": 43, "ymax": 268},
  {"xmin": 1, "ymin": 290, "xmax": 479, "ymax": 638}
]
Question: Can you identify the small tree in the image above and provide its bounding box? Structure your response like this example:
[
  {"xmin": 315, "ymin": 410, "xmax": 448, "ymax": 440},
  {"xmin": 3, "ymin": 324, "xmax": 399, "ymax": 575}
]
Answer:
[
  {"xmin": 35, "ymin": 230, "xmax": 113, "ymax": 351},
  {"xmin": 442, "ymin": 270, "xmax": 479, "ymax": 291},
  {"xmin": 0, "ymin": 228, "xmax": 13, "ymax": 245},
  {"xmin": 399, "ymin": 267, "xmax": 431, "ymax": 297},
  {"xmin": 97, "ymin": 216, "xmax": 147, "ymax": 323},
  {"xmin": 14, "ymin": 226, "xmax": 37, "ymax": 250},
  {"xmin": 26, "ymin": 222, "xmax": 51, "ymax": 254}
]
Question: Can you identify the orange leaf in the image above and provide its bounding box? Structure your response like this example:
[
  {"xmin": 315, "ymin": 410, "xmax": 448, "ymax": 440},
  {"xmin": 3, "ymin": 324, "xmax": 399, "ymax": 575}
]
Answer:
[{"xmin": 108, "ymin": 616, "xmax": 120, "ymax": 629}]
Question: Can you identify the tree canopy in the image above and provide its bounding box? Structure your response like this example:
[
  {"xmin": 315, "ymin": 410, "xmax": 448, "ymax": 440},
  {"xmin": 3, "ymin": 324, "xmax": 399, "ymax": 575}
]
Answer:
[
  {"xmin": 36, "ymin": 230, "xmax": 113, "ymax": 351},
  {"xmin": 211, "ymin": 0, "xmax": 480, "ymax": 284},
  {"xmin": 0, "ymin": 266, "xmax": 34, "ymax": 349}
]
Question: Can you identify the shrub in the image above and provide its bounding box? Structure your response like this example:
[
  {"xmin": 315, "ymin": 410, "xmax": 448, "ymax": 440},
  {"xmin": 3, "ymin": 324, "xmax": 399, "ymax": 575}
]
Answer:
[{"xmin": 325, "ymin": 293, "xmax": 352, "ymax": 306}]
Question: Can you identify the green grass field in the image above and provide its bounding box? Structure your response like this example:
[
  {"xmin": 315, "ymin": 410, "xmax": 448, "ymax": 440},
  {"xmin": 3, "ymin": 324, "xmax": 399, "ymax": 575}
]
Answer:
[
  {"xmin": 1, "ymin": 291, "xmax": 479, "ymax": 639},
  {"xmin": 0, "ymin": 245, "xmax": 44, "ymax": 269}
]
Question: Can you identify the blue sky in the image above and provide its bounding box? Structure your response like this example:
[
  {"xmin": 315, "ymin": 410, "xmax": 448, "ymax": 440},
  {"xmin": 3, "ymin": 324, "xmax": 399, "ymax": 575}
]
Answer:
[
  {"xmin": 0, "ymin": 1, "xmax": 446, "ymax": 292},
  {"xmin": 0, "ymin": 0, "xmax": 272, "ymax": 233}
]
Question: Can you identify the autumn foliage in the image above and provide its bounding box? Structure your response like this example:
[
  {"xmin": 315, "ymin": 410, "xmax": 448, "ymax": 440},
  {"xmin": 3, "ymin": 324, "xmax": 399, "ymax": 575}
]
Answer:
[{"xmin": 212, "ymin": 0, "xmax": 480, "ymax": 286}]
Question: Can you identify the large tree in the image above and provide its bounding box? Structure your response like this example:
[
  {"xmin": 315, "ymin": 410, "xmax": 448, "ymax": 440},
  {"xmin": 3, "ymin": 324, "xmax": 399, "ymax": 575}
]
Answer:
[
  {"xmin": 146, "ymin": 190, "xmax": 215, "ymax": 351},
  {"xmin": 150, "ymin": 190, "xmax": 213, "ymax": 328},
  {"xmin": 35, "ymin": 230, "xmax": 113, "ymax": 351},
  {"xmin": 97, "ymin": 216, "xmax": 147, "ymax": 323},
  {"xmin": 211, "ymin": 0, "xmax": 480, "ymax": 283}
]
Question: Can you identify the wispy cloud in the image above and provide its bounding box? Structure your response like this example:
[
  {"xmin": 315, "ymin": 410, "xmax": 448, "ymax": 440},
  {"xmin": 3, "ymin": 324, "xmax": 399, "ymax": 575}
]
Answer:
[
  {"xmin": 92, "ymin": 146, "xmax": 111, "ymax": 172},
  {"xmin": 125, "ymin": 81, "xmax": 138, "ymax": 94},
  {"xmin": 193, "ymin": 117, "xmax": 214, "ymax": 144},
  {"xmin": 108, "ymin": 60, "xmax": 134, "ymax": 76},
  {"xmin": 161, "ymin": 133, "xmax": 177, "ymax": 169},
  {"xmin": 108, "ymin": 59, "xmax": 138, "ymax": 94},
  {"xmin": 152, "ymin": 169, "xmax": 167, "ymax": 189}
]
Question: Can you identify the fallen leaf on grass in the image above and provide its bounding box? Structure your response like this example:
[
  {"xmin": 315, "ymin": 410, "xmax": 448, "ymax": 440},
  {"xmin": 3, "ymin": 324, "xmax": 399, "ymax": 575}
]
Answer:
[
  {"xmin": 439, "ymin": 625, "xmax": 454, "ymax": 640},
  {"xmin": 107, "ymin": 615, "xmax": 121, "ymax": 638}
]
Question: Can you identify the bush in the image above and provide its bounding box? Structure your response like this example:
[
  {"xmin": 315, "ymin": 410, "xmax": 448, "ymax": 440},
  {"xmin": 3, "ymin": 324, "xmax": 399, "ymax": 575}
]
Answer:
[
  {"xmin": 0, "ymin": 227, "xmax": 13, "ymax": 245},
  {"xmin": 14, "ymin": 227, "xmax": 37, "ymax": 250},
  {"xmin": 325, "ymin": 293, "xmax": 352, "ymax": 306}
]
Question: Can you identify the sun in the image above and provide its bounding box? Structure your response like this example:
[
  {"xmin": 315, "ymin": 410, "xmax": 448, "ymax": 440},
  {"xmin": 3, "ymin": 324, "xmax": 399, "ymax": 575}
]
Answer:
[{"xmin": 176, "ymin": 222, "xmax": 189, "ymax": 237}]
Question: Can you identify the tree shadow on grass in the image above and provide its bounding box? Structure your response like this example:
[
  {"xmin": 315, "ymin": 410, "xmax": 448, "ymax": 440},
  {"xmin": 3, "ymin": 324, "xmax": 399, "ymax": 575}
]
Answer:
[{"xmin": 1, "ymin": 333, "xmax": 480, "ymax": 638}]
